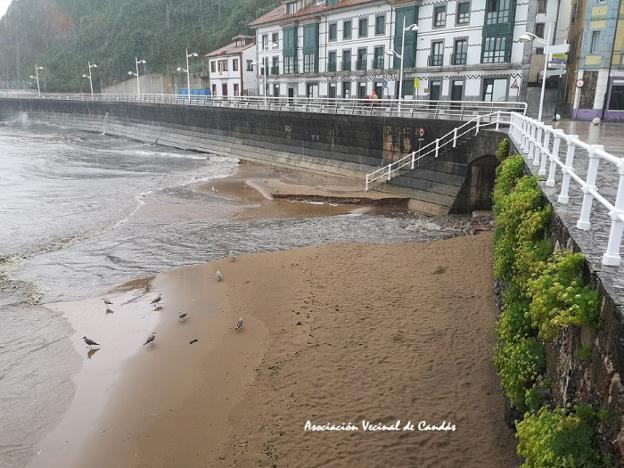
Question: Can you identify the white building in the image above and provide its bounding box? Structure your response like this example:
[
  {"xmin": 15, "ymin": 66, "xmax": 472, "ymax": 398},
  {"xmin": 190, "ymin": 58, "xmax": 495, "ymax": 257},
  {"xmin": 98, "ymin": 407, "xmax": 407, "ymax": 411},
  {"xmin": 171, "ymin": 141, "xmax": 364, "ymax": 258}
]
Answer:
[
  {"xmin": 249, "ymin": 0, "xmax": 535, "ymax": 102},
  {"xmin": 206, "ymin": 35, "xmax": 257, "ymax": 97}
]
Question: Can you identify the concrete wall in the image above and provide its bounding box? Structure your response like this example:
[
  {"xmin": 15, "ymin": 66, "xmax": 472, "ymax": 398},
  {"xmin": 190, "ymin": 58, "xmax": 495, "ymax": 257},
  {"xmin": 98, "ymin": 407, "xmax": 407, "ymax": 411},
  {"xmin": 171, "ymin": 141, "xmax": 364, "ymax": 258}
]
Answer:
[{"xmin": 0, "ymin": 98, "xmax": 503, "ymax": 214}]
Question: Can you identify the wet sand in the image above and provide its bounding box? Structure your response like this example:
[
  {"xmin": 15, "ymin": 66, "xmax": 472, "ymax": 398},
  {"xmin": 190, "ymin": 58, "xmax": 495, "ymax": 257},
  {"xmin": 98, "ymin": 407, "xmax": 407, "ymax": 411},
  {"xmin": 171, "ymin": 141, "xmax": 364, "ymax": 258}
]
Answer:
[{"xmin": 29, "ymin": 233, "xmax": 518, "ymax": 468}]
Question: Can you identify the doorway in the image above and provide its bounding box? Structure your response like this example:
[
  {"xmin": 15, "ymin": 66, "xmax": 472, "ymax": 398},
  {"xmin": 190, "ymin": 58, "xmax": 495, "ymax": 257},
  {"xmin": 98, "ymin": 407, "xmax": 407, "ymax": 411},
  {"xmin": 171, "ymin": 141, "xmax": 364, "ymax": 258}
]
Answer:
[{"xmin": 451, "ymin": 80, "xmax": 464, "ymax": 102}]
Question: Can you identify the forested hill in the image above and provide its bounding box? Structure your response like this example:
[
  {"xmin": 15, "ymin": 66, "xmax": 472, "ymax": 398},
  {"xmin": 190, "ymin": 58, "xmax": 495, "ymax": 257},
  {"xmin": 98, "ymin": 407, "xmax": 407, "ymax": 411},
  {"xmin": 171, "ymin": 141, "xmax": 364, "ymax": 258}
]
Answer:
[{"xmin": 0, "ymin": 0, "xmax": 276, "ymax": 92}]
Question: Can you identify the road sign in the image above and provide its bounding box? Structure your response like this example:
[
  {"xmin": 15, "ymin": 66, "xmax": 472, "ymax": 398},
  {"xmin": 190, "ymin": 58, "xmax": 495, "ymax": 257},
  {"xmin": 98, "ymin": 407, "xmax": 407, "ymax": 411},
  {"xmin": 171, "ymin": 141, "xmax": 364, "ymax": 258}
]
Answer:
[
  {"xmin": 511, "ymin": 78, "xmax": 519, "ymax": 89},
  {"xmin": 418, "ymin": 128, "xmax": 425, "ymax": 137},
  {"xmin": 548, "ymin": 43, "xmax": 570, "ymax": 55},
  {"xmin": 414, "ymin": 78, "xmax": 421, "ymax": 90},
  {"xmin": 576, "ymin": 79, "xmax": 584, "ymax": 88}
]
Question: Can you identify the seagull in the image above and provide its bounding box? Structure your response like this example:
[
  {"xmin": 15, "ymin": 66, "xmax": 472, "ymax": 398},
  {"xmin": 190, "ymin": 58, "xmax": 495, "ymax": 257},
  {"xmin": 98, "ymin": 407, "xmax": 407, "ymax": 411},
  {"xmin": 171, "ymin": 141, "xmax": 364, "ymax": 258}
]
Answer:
[
  {"xmin": 82, "ymin": 336, "xmax": 100, "ymax": 348},
  {"xmin": 103, "ymin": 299, "xmax": 112, "ymax": 307},
  {"xmin": 151, "ymin": 294, "xmax": 162, "ymax": 309},
  {"xmin": 211, "ymin": 185, "xmax": 217, "ymax": 193},
  {"xmin": 216, "ymin": 270, "xmax": 224, "ymax": 282},
  {"xmin": 229, "ymin": 251, "xmax": 236, "ymax": 262},
  {"xmin": 143, "ymin": 332, "xmax": 156, "ymax": 346},
  {"xmin": 235, "ymin": 317, "xmax": 244, "ymax": 331},
  {"xmin": 178, "ymin": 312, "xmax": 189, "ymax": 322}
]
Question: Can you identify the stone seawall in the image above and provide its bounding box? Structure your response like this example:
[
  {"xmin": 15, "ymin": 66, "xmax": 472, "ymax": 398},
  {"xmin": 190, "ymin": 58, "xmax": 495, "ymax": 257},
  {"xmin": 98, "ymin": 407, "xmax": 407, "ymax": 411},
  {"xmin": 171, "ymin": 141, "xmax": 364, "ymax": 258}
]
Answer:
[{"xmin": 0, "ymin": 98, "xmax": 504, "ymax": 214}]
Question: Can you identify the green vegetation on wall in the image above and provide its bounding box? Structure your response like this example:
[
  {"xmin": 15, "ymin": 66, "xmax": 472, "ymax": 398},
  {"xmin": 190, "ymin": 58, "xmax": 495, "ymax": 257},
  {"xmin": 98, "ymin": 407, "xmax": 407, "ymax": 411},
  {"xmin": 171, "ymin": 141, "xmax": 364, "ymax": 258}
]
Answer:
[{"xmin": 492, "ymin": 141, "xmax": 607, "ymax": 466}]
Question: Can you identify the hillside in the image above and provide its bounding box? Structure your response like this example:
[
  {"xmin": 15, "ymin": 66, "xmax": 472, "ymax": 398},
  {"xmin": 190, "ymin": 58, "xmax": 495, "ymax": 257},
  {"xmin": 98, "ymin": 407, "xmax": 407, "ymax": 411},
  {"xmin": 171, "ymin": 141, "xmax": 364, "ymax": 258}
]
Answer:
[{"xmin": 0, "ymin": 0, "xmax": 276, "ymax": 92}]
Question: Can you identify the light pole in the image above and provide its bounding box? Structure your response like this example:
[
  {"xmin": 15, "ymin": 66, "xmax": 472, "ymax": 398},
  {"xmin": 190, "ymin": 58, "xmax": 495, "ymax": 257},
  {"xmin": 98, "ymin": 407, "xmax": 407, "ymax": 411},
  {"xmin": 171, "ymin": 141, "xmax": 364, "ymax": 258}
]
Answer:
[
  {"xmin": 177, "ymin": 49, "xmax": 198, "ymax": 104},
  {"xmin": 519, "ymin": 23, "xmax": 553, "ymax": 122},
  {"xmin": 386, "ymin": 18, "xmax": 418, "ymax": 112},
  {"xmin": 30, "ymin": 65, "xmax": 43, "ymax": 97},
  {"xmin": 82, "ymin": 61, "xmax": 98, "ymax": 100},
  {"xmin": 128, "ymin": 57, "xmax": 146, "ymax": 98},
  {"xmin": 255, "ymin": 42, "xmax": 278, "ymax": 105}
]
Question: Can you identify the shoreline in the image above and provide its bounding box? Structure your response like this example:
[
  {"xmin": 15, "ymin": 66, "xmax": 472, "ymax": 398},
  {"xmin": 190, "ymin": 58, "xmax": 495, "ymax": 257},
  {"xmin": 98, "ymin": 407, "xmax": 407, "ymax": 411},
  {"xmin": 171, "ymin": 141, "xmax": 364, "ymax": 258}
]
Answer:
[{"xmin": 28, "ymin": 233, "xmax": 518, "ymax": 468}]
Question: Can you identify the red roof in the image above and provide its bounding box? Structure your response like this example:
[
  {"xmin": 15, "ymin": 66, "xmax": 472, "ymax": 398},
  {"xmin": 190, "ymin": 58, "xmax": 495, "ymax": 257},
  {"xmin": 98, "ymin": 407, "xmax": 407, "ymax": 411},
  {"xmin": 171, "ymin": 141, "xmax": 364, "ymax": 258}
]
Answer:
[
  {"xmin": 205, "ymin": 36, "xmax": 255, "ymax": 58},
  {"xmin": 249, "ymin": 0, "xmax": 379, "ymax": 28}
]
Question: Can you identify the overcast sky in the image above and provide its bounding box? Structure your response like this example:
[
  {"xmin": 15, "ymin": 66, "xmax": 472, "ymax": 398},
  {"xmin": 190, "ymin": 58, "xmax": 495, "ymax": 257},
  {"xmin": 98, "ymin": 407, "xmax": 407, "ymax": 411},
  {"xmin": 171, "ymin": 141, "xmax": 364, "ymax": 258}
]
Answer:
[{"xmin": 0, "ymin": 0, "xmax": 11, "ymax": 18}]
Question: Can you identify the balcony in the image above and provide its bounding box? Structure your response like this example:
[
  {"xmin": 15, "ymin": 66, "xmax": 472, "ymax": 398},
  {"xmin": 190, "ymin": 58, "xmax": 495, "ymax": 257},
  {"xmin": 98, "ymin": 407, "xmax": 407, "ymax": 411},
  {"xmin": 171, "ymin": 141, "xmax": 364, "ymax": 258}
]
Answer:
[
  {"xmin": 372, "ymin": 57, "xmax": 384, "ymax": 70},
  {"xmin": 451, "ymin": 53, "xmax": 467, "ymax": 66},
  {"xmin": 356, "ymin": 59, "xmax": 367, "ymax": 71},
  {"xmin": 428, "ymin": 54, "xmax": 444, "ymax": 67},
  {"xmin": 271, "ymin": 66, "xmax": 280, "ymax": 75}
]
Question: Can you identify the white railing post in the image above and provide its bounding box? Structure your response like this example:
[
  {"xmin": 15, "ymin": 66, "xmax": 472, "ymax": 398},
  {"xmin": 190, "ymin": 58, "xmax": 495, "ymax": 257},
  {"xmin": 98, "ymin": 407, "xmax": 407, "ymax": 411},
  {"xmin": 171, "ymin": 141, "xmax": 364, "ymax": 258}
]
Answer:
[
  {"xmin": 602, "ymin": 163, "xmax": 624, "ymax": 266},
  {"xmin": 453, "ymin": 127, "xmax": 458, "ymax": 148},
  {"xmin": 387, "ymin": 163, "xmax": 392, "ymax": 181},
  {"xmin": 496, "ymin": 110, "xmax": 501, "ymax": 131},
  {"xmin": 523, "ymin": 118, "xmax": 531, "ymax": 152},
  {"xmin": 435, "ymin": 138, "xmax": 440, "ymax": 158},
  {"xmin": 539, "ymin": 126, "xmax": 552, "ymax": 177},
  {"xmin": 527, "ymin": 122, "xmax": 535, "ymax": 159},
  {"xmin": 411, "ymin": 151, "xmax": 416, "ymax": 170},
  {"xmin": 576, "ymin": 145, "xmax": 603, "ymax": 230},
  {"xmin": 532, "ymin": 125, "xmax": 542, "ymax": 166},
  {"xmin": 558, "ymin": 135, "xmax": 578, "ymax": 204},
  {"xmin": 475, "ymin": 115, "xmax": 480, "ymax": 135},
  {"xmin": 546, "ymin": 130, "xmax": 564, "ymax": 187},
  {"xmin": 365, "ymin": 175, "xmax": 370, "ymax": 191}
]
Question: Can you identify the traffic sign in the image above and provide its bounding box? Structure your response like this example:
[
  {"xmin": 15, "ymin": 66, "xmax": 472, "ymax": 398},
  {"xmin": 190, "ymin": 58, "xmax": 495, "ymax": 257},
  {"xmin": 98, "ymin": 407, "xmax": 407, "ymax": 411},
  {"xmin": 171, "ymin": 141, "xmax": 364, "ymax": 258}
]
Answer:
[
  {"xmin": 576, "ymin": 79, "xmax": 584, "ymax": 88},
  {"xmin": 414, "ymin": 78, "xmax": 421, "ymax": 90}
]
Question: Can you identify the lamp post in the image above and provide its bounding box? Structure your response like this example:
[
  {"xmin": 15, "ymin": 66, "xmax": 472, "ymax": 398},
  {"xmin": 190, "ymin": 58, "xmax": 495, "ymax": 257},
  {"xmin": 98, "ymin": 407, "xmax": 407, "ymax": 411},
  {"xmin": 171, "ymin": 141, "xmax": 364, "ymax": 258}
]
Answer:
[
  {"xmin": 128, "ymin": 57, "xmax": 146, "ymax": 99},
  {"xmin": 30, "ymin": 65, "xmax": 43, "ymax": 97},
  {"xmin": 255, "ymin": 42, "xmax": 279, "ymax": 105},
  {"xmin": 177, "ymin": 49, "xmax": 198, "ymax": 104},
  {"xmin": 519, "ymin": 23, "xmax": 553, "ymax": 122},
  {"xmin": 81, "ymin": 61, "xmax": 98, "ymax": 100},
  {"xmin": 386, "ymin": 18, "xmax": 419, "ymax": 113}
]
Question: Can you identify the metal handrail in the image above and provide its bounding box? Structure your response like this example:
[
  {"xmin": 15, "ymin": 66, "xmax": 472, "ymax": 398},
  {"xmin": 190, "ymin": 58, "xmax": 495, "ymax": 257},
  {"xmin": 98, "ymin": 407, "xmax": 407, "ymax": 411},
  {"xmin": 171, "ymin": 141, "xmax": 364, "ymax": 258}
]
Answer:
[
  {"xmin": 365, "ymin": 111, "xmax": 511, "ymax": 190},
  {"xmin": 0, "ymin": 90, "xmax": 527, "ymax": 122},
  {"xmin": 509, "ymin": 113, "xmax": 624, "ymax": 266}
]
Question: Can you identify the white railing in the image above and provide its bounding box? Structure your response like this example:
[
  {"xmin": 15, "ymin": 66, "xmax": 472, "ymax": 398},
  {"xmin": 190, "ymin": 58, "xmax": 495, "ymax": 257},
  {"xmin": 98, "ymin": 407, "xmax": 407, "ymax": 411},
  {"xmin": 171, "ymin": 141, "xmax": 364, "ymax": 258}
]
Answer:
[
  {"xmin": 0, "ymin": 90, "xmax": 527, "ymax": 122},
  {"xmin": 365, "ymin": 111, "xmax": 513, "ymax": 190},
  {"xmin": 509, "ymin": 113, "xmax": 624, "ymax": 267}
]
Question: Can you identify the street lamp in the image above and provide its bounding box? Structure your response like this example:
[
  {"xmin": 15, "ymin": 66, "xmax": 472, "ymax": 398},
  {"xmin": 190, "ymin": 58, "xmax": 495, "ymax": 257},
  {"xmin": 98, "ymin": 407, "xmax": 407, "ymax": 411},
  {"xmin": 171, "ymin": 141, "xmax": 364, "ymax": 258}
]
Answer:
[
  {"xmin": 29, "ymin": 65, "xmax": 43, "ymax": 97},
  {"xmin": 519, "ymin": 23, "xmax": 552, "ymax": 122},
  {"xmin": 386, "ymin": 18, "xmax": 418, "ymax": 112},
  {"xmin": 128, "ymin": 57, "xmax": 146, "ymax": 98},
  {"xmin": 177, "ymin": 49, "xmax": 198, "ymax": 104},
  {"xmin": 82, "ymin": 61, "xmax": 98, "ymax": 100}
]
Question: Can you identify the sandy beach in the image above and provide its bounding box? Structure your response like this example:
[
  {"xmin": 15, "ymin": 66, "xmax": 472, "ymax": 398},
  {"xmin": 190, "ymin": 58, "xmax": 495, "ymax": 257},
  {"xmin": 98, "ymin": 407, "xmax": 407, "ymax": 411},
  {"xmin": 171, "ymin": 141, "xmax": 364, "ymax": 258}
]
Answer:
[{"xmin": 28, "ymin": 232, "xmax": 518, "ymax": 468}]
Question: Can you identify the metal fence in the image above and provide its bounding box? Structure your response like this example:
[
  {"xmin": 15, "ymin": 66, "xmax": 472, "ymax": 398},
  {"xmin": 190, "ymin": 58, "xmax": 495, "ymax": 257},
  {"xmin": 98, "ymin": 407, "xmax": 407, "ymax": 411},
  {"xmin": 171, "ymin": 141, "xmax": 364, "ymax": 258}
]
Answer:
[
  {"xmin": 509, "ymin": 113, "xmax": 624, "ymax": 267},
  {"xmin": 0, "ymin": 90, "xmax": 527, "ymax": 122}
]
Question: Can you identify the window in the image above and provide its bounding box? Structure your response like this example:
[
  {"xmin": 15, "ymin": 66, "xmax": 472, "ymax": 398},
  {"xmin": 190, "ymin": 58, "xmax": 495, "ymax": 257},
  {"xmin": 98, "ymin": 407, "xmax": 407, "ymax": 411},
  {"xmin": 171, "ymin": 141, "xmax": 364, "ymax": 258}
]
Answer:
[
  {"xmin": 342, "ymin": 81, "xmax": 351, "ymax": 98},
  {"xmin": 434, "ymin": 5, "xmax": 446, "ymax": 27},
  {"xmin": 430, "ymin": 41, "xmax": 444, "ymax": 66},
  {"xmin": 608, "ymin": 84, "xmax": 624, "ymax": 110},
  {"xmin": 272, "ymin": 33, "xmax": 279, "ymax": 47},
  {"xmin": 357, "ymin": 82, "xmax": 367, "ymax": 98},
  {"xmin": 328, "ymin": 51, "xmax": 337, "ymax": 72},
  {"xmin": 218, "ymin": 59, "xmax": 228, "ymax": 71},
  {"xmin": 329, "ymin": 23, "xmax": 337, "ymax": 41},
  {"xmin": 486, "ymin": 0, "xmax": 511, "ymax": 24},
  {"xmin": 357, "ymin": 48, "xmax": 367, "ymax": 70},
  {"xmin": 271, "ymin": 56, "xmax": 279, "ymax": 75},
  {"xmin": 304, "ymin": 53, "xmax": 316, "ymax": 73},
  {"xmin": 222, "ymin": 83, "xmax": 228, "ymax": 96},
  {"xmin": 482, "ymin": 35, "xmax": 508, "ymax": 63},
  {"xmin": 373, "ymin": 46, "xmax": 384, "ymax": 69},
  {"xmin": 375, "ymin": 15, "xmax": 386, "ymax": 35},
  {"xmin": 483, "ymin": 78, "xmax": 508, "ymax": 102},
  {"xmin": 210, "ymin": 61, "xmax": 216, "ymax": 73},
  {"xmin": 342, "ymin": 49, "xmax": 352, "ymax": 71},
  {"xmin": 457, "ymin": 1, "xmax": 470, "ymax": 24},
  {"xmin": 286, "ymin": 2, "xmax": 298, "ymax": 14},
  {"xmin": 284, "ymin": 56, "xmax": 296, "ymax": 74},
  {"xmin": 534, "ymin": 23, "xmax": 545, "ymax": 39},
  {"xmin": 343, "ymin": 20, "xmax": 352, "ymax": 39},
  {"xmin": 262, "ymin": 34, "xmax": 268, "ymax": 50},
  {"xmin": 430, "ymin": 80, "xmax": 441, "ymax": 100},
  {"xmin": 590, "ymin": 30, "xmax": 601, "ymax": 54},
  {"xmin": 211, "ymin": 84, "xmax": 217, "ymax": 96},
  {"xmin": 246, "ymin": 60, "xmax": 253, "ymax": 71},
  {"xmin": 232, "ymin": 59, "xmax": 239, "ymax": 72},
  {"xmin": 328, "ymin": 83, "xmax": 337, "ymax": 98},
  {"xmin": 537, "ymin": 0, "xmax": 547, "ymax": 14},
  {"xmin": 358, "ymin": 18, "xmax": 368, "ymax": 38},
  {"xmin": 233, "ymin": 83, "xmax": 240, "ymax": 96},
  {"xmin": 453, "ymin": 39, "xmax": 467, "ymax": 65}
]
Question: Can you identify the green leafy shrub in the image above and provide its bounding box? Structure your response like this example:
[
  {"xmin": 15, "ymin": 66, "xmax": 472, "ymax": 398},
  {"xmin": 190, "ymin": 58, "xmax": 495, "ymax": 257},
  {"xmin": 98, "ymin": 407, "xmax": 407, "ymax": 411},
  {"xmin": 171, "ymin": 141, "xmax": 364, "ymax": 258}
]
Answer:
[
  {"xmin": 495, "ymin": 336, "xmax": 546, "ymax": 412},
  {"xmin": 493, "ymin": 155, "xmax": 526, "ymax": 209},
  {"xmin": 497, "ymin": 285, "xmax": 534, "ymax": 343},
  {"xmin": 497, "ymin": 137, "xmax": 511, "ymax": 161},
  {"xmin": 516, "ymin": 406, "xmax": 603, "ymax": 467},
  {"xmin": 528, "ymin": 252, "xmax": 599, "ymax": 341}
]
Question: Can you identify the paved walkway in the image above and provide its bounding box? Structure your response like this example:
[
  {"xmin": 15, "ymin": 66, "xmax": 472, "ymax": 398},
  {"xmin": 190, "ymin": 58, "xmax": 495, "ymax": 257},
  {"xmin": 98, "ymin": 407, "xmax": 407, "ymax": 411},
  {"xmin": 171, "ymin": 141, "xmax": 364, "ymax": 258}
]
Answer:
[{"xmin": 510, "ymin": 120, "xmax": 624, "ymax": 313}]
